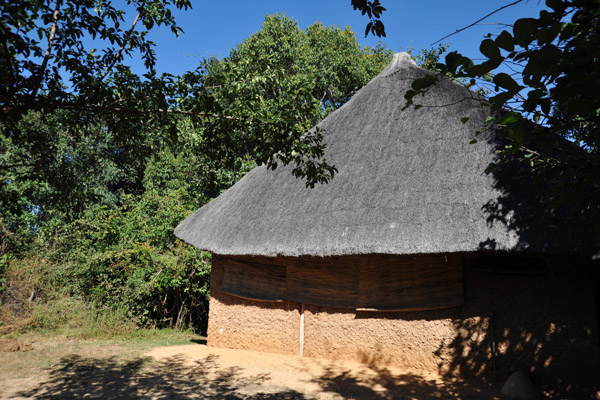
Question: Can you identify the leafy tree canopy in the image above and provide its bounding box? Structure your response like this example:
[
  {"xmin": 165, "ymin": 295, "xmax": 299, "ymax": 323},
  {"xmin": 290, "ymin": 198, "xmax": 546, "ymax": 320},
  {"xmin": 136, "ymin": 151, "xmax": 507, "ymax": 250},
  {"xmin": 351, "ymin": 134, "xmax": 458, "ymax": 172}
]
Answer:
[
  {"xmin": 0, "ymin": 2, "xmax": 392, "ymax": 241},
  {"xmin": 1, "ymin": 1, "xmax": 388, "ymax": 196},
  {"xmin": 1, "ymin": 0, "xmax": 191, "ymax": 242},
  {"xmin": 193, "ymin": 15, "xmax": 392, "ymax": 185}
]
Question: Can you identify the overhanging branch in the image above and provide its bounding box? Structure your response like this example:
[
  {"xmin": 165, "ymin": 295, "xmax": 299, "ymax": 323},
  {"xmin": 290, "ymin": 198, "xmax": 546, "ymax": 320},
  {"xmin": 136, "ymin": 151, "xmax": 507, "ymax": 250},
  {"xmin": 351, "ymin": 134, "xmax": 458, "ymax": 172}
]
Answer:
[
  {"xmin": 99, "ymin": 8, "xmax": 143, "ymax": 81},
  {"xmin": 32, "ymin": 0, "xmax": 62, "ymax": 97},
  {"xmin": 431, "ymin": 0, "xmax": 523, "ymax": 45},
  {"xmin": 1, "ymin": 102, "xmax": 270, "ymax": 124}
]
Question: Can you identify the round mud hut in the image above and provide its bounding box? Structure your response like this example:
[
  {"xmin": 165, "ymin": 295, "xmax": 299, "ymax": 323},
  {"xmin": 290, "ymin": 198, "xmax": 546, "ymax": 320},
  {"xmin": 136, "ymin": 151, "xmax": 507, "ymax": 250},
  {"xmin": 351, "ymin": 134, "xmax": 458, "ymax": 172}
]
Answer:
[{"xmin": 175, "ymin": 53, "xmax": 599, "ymax": 389}]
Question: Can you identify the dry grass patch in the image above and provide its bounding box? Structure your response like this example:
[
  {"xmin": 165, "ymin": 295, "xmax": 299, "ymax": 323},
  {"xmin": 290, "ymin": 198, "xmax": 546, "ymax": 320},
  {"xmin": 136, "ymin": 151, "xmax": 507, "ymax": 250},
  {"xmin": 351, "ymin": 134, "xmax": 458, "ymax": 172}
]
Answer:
[{"xmin": 0, "ymin": 330, "xmax": 201, "ymax": 383}]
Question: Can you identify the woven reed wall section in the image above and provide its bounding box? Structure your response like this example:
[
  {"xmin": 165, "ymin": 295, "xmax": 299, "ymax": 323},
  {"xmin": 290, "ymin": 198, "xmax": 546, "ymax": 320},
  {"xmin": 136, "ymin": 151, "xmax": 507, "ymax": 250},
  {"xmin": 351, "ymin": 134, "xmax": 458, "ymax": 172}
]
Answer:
[
  {"xmin": 221, "ymin": 254, "xmax": 463, "ymax": 311},
  {"xmin": 286, "ymin": 258, "xmax": 359, "ymax": 308},
  {"xmin": 358, "ymin": 254, "xmax": 464, "ymax": 310},
  {"xmin": 222, "ymin": 258, "xmax": 286, "ymax": 301}
]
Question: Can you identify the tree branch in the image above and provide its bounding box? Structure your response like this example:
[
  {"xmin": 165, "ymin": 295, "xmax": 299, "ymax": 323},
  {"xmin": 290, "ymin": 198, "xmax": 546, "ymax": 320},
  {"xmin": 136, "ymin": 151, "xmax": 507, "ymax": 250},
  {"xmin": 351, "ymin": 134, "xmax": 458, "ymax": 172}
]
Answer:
[
  {"xmin": 0, "ymin": 162, "xmax": 36, "ymax": 171},
  {"xmin": 475, "ymin": 23, "xmax": 513, "ymax": 28},
  {"xmin": 419, "ymin": 95, "xmax": 487, "ymax": 109},
  {"xmin": 32, "ymin": 0, "xmax": 62, "ymax": 97},
  {"xmin": 0, "ymin": 25, "xmax": 15, "ymax": 81},
  {"xmin": 64, "ymin": 103, "xmax": 244, "ymax": 120},
  {"xmin": 1, "ymin": 102, "xmax": 267, "ymax": 124},
  {"xmin": 99, "ymin": 10, "xmax": 142, "ymax": 81},
  {"xmin": 431, "ymin": 0, "xmax": 523, "ymax": 45}
]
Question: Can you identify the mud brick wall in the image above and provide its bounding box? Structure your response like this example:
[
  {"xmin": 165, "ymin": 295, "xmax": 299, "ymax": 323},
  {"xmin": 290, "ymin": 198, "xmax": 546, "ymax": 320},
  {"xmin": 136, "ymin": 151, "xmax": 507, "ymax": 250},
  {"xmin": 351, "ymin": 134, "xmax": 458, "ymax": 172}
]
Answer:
[{"xmin": 207, "ymin": 254, "xmax": 600, "ymax": 389}]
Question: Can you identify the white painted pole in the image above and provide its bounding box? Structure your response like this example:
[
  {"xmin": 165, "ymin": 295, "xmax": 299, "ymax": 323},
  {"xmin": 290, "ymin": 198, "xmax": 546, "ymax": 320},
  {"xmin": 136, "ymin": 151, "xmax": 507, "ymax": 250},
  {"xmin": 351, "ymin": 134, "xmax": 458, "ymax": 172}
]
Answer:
[{"xmin": 299, "ymin": 303, "xmax": 305, "ymax": 356}]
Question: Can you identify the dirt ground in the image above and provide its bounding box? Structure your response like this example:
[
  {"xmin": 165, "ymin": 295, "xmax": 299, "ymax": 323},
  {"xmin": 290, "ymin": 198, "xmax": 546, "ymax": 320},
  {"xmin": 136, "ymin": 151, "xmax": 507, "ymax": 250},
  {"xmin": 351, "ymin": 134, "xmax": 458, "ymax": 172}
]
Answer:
[
  {"xmin": 0, "ymin": 336, "xmax": 505, "ymax": 400},
  {"xmin": 143, "ymin": 344, "xmax": 503, "ymax": 399}
]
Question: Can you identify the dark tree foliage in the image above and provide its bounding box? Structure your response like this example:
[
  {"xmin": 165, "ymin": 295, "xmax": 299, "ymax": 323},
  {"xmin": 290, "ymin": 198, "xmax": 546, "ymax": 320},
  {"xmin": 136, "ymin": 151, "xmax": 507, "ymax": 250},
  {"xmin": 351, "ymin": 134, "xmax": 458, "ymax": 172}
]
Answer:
[
  {"xmin": 0, "ymin": 6, "xmax": 393, "ymax": 332},
  {"xmin": 351, "ymin": 0, "xmax": 387, "ymax": 37},
  {"xmin": 1, "ymin": 0, "xmax": 193, "ymax": 239}
]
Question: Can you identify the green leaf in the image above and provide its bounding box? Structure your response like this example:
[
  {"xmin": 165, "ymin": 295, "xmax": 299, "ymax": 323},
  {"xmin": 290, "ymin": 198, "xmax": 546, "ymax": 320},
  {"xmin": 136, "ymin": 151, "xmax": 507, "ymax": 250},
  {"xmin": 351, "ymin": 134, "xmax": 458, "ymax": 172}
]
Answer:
[
  {"xmin": 493, "ymin": 72, "xmax": 521, "ymax": 92},
  {"xmin": 508, "ymin": 122, "xmax": 527, "ymax": 143},
  {"xmin": 410, "ymin": 75, "xmax": 438, "ymax": 91},
  {"xmin": 479, "ymin": 39, "xmax": 501, "ymax": 59},
  {"xmin": 496, "ymin": 111, "xmax": 521, "ymax": 125},
  {"xmin": 537, "ymin": 22, "xmax": 561, "ymax": 45},
  {"xmin": 373, "ymin": 20, "xmax": 386, "ymax": 37},
  {"xmin": 364, "ymin": 21, "xmax": 372, "ymax": 37},
  {"xmin": 461, "ymin": 117, "xmax": 470, "ymax": 124},
  {"xmin": 489, "ymin": 91, "xmax": 515, "ymax": 112},
  {"xmin": 495, "ymin": 30, "xmax": 514, "ymax": 52},
  {"xmin": 444, "ymin": 51, "xmax": 462, "ymax": 74},
  {"xmin": 513, "ymin": 18, "xmax": 537, "ymax": 46},
  {"xmin": 468, "ymin": 61, "xmax": 495, "ymax": 77},
  {"xmin": 546, "ymin": 0, "xmax": 565, "ymax": 12}
]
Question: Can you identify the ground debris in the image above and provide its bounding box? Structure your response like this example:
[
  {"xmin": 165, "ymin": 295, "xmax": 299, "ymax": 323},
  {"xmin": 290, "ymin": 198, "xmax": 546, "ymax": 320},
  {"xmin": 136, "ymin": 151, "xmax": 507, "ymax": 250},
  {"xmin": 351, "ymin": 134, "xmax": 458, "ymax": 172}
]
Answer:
[{"xmin": 0, "ymin": 338, "xmax": 33, "ymax": 352}]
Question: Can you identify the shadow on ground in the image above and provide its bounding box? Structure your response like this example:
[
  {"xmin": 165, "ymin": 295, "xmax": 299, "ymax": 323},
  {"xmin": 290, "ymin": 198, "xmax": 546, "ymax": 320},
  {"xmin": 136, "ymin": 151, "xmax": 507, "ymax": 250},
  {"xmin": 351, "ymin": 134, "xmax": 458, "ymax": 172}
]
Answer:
[
  {"xmin": 16, "ymin": 354, "xmax": 305, "ymax": 400},
  {"xmin": 298, "ymin": 359, "xmax": 500, "ymax": 400},
  {"xmin": 14, "ymin": 351, "xmax": 506, "ymax": 400}
]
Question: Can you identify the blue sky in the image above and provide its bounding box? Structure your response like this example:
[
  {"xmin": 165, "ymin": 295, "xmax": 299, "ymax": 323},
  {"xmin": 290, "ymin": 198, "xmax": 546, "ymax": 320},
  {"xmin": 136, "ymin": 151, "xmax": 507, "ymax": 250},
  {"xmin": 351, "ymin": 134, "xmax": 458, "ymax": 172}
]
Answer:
[{"xmin": 132, "ymin": 0, "xmax": 546, "ymax": 76}]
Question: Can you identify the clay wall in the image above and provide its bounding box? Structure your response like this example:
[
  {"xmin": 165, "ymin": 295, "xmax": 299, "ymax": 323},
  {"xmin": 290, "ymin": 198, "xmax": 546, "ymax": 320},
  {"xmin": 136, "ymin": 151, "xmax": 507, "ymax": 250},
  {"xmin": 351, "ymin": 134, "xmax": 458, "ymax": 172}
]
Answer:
[
  {"xmin": 206, "ymin": 253, "xmax": 600, "ymax": 389},
  {"xmin": 207, "ymin": 255, "xmax": 301, "ymax": 355}
]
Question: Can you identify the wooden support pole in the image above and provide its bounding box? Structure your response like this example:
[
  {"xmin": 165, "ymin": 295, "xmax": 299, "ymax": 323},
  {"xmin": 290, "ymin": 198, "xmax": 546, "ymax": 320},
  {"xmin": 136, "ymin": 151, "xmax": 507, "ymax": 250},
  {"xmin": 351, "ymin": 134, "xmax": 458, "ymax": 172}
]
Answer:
[{"xmin": 299, "ymin": 303, "xmax": 305, "ymax": 356}]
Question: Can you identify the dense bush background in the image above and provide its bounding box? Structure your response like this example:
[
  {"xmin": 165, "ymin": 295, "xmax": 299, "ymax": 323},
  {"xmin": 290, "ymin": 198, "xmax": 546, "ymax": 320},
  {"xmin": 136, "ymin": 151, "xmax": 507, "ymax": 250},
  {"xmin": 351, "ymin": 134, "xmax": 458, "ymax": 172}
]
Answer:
[{"xmin": 0, "ymin": 15, "xmax": 395, "ymax": 335}]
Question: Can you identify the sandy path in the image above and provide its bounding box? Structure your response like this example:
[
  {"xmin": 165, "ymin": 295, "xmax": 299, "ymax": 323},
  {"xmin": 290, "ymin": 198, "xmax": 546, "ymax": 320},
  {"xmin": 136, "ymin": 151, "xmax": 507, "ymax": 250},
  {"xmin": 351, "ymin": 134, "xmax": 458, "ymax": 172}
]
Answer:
[
  {"xmin": 144, "ymin": 344, "xmax": 501, "ymax": 399},
  {"xmin": 2, "ymin": 342, "xmax": 501, "ymax": 399}
]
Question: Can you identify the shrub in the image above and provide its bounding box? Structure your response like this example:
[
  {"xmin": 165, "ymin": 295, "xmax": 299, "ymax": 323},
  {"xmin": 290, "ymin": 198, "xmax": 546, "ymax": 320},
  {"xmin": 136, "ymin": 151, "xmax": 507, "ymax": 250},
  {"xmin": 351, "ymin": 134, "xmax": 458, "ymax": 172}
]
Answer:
[{"xmin": 41, "ymin": 184, "xmax": 213, "ymax": 334}]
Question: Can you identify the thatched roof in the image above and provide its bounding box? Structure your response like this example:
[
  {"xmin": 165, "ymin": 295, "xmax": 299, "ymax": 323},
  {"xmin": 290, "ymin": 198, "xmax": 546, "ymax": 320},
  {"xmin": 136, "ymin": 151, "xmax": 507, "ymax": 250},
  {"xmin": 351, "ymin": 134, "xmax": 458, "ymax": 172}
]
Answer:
[{"xmin": 175, "ymin": 53, "xmax": 599, "ymax": 258}]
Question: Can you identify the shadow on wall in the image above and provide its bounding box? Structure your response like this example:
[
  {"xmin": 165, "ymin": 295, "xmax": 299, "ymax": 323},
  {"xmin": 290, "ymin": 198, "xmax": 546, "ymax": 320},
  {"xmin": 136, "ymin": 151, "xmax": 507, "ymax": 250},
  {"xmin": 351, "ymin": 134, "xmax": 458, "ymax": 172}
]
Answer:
[
  {"xmin": 457, "ymin": 130, "xmax": 600, "ymax": 394},
  {"xmin": 435, "ymin": 257, "xmax": 600, "ymax": 396},
  {"xmin": 349, "ymin": 256, "xmax": 599, "ymax": 396}
]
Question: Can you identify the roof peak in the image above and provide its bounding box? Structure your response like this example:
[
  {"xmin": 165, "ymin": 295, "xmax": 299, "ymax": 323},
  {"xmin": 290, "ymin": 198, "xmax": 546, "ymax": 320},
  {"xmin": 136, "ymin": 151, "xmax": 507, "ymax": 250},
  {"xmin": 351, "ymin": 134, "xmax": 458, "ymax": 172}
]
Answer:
[{"xmin": 379, "ymin": 52, "xmax": 418, "ymax": 76}]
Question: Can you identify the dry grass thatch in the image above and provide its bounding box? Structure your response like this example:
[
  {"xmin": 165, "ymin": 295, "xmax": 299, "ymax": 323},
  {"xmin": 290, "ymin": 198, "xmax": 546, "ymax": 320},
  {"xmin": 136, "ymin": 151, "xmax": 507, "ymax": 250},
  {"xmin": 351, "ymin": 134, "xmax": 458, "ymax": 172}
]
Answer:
[{"xmin": 176, "ymin": 53, "xmax": 599, "ymax": 258}]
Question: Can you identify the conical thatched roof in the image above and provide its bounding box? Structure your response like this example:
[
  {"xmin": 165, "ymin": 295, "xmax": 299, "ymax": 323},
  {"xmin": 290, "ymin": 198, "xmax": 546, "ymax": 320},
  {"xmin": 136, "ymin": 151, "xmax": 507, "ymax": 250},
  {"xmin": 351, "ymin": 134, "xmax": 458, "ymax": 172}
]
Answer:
[{"xmin": 175, "ymin": 53, "xmax": 599, "ymax": 258}]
